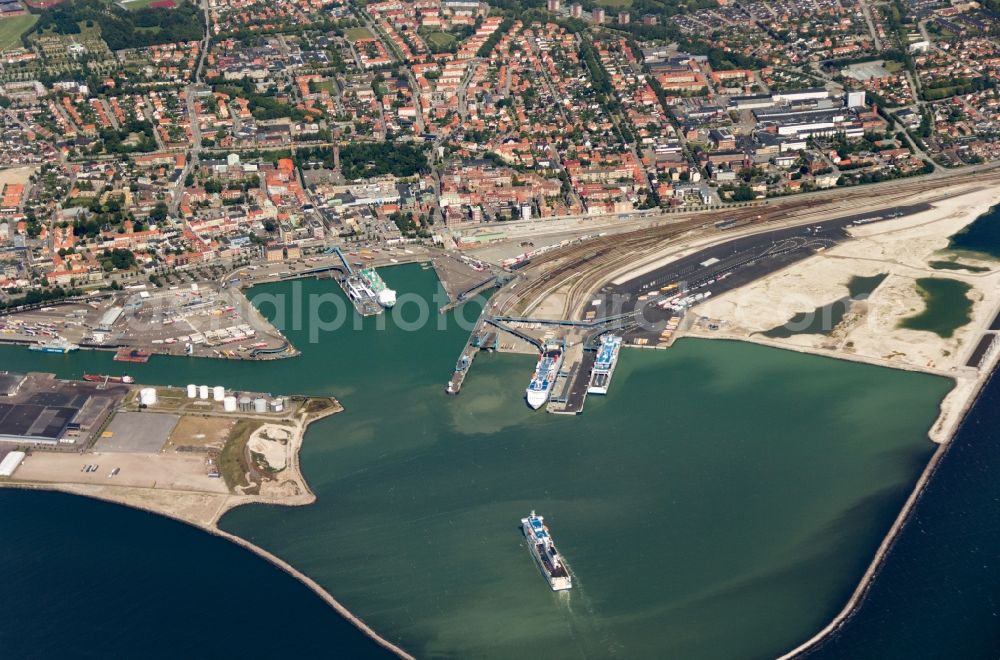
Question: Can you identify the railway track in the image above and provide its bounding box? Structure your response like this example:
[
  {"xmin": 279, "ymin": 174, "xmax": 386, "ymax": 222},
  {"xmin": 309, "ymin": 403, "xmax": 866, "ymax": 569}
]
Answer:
[
  {"xmin": 497, "ymin": 174, "xmax": 998, "ymax": 321},
  {"xmin": 502, "ymin": 201, "xmax": 812, "ymax": 318}
]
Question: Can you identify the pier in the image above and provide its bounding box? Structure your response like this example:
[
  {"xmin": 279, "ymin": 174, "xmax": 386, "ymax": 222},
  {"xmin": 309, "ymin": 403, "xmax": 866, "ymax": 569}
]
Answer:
[
  {"xmin": 446, "ymin": 316, "xmax": 494, "ymax": 395},
  {"xmin": 446, "ymin": 307, "xmax": 632, "ymax": 414},
  {"xmin": 546, "ymin": 344, "xmax": 594, "ymax": 415}
]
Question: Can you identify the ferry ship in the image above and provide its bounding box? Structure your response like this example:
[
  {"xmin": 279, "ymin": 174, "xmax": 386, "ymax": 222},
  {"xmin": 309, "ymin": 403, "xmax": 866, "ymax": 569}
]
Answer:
[
  {"xmin": 83, "ymin": 374, "xmax": 135, "ymax": 384},
  {"xmin": 29, "ymin": 337, "xmax": 80, "ymax": 353},
  {"xmin": 525, "ymin": 344, "xmax": 563, "ymax": 409},
  {"xmin": 588, "ymin": 334, "xmax": 622, "ymax": 395},
  {"xmin": 521, "ymin": 511, "xmax": 572, "ymax": 591},
  {"xmin": 359, "ymin": 267, "xmax": 397, "ymax": 308},
  {"xmin": 345, "ymin": 275, "xmax": 376, "ymax": 303}
]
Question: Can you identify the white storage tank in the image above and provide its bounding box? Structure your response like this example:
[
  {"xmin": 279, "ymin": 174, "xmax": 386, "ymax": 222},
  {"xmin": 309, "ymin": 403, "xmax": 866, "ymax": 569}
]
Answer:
[
  {"xmin": 223, "ymin": 395, "xmax": 237, "ymax": 412},
  {"xmin": 187, "ymin": 384, "xmax": 197, "ymax": 398},
  {"xmin": 139, "ymin": 388, "xmax": 157, "ymax": 406},
  {"xmin": 238, "ymin": 397, "xmax": 253, "ymax": 412},
  {"xmin": 269, "ymin": 398, "xmax": 284, "ymax": 413},
  {"xmin": 198, "ymin": 385, "xmax": 209, "ymax": 400},
  {"xmin": 253, "ymin": 397, "xmax": 267, "ymax": 413},
  {"xmin": 213, "ymin": 386, "xmax": 225, "ymax": 401}
]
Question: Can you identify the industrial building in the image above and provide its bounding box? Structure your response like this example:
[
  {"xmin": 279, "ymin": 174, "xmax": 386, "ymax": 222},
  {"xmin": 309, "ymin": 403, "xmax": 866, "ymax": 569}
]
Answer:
[
  {"xmin": 0, "ymin": 374, "xmax": 129, "ymax": 446},
  {"xmin": 0, "ymin": 401, "xmax": 79, "ymax": 444}
]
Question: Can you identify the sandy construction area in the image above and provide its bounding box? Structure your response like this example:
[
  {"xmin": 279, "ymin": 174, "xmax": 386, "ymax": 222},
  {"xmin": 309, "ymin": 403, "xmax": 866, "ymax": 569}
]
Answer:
[
  {"xmin": 248, "ymin": 424, "xmax": 291, "ymax": 471},
  {"xmin": 691, "ymin": 187, "xmax": 1000, "ymax": 375}
]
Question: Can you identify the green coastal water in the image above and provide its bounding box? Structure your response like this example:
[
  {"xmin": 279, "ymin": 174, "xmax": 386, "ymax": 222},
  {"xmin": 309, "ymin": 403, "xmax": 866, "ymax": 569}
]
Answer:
[
  {"xmin": 928, "ymin": 260, "xmax": 990, "ymax": 273},
  {"xmin": 898, "ymin": 277, "xmax": 972, "ymax": 338},
  {"xmin": 0, "ymin": 265, "xmax": 953, "ymax": 659},
  {"xmin": 761, "ymin": 273, "xmax": 887, "ymax": 338}
]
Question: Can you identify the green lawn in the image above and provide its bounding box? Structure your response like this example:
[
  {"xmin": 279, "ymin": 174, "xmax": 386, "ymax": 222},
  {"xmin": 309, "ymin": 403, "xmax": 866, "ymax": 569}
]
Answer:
[
  {"xmin": 0, "ymin": 14, "xmax": 38, "ymax": 50},
  {"xmin": 119, "ymin": 0, "xmax": 170, "ymax": 10},
  {"xmin": 424, "ymin": 31, "xmax": 456, "ymax": 50},
  {"xmin": 884, "ymin": 59, "xmax": 904, "ymax": 73},
  {"xmin": 345, "ymin": 26, "xmax": 374, "ymax": 41},
  {"xmin": 596, "ymin": 0, "xmax": 632, "ymax": 8}
]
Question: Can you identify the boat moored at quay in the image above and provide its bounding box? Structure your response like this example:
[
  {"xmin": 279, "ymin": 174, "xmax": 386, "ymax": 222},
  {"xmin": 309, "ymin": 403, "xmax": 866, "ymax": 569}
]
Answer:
[
  {"xmin": 588, "ymin": 334, "xmax": 622, "ymax": 395},
  {"xmin": 526, "ymin": 343, "xmax": 563, "ymax": 409}
]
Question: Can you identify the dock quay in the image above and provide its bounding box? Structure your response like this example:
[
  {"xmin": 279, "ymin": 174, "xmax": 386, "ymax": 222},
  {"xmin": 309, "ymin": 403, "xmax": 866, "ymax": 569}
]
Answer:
[
  {"xmin": 546, "ymin": 344, "xmax": 594, "ymax": 415},
  {"xmin": 306, "ymin": 249, "xmax": 386, "ymax": 317},
  {"xmin": 446, "ymin": 308, "xmax": 642, "ymax": 410},
  {"xmin": 446, "ymin": 316, "xmax": 491, "ymax": 395},
  {"xmin": 439, "ymin": 273, "xmax": 499, "ymax": 314},
  {"xmin": 434, "ymin": 254, "xmax": 501, "ymax": 312}
]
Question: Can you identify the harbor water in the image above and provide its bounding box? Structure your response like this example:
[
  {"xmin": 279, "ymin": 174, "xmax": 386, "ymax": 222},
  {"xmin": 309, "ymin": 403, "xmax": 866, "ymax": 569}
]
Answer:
[
  {"xmin": 0, "ymin": 264, "xmax": 967, "ymax": 659},
  {"xmin": 804, "ymin": 363, "xmax": 1000, "ymax": 659}
]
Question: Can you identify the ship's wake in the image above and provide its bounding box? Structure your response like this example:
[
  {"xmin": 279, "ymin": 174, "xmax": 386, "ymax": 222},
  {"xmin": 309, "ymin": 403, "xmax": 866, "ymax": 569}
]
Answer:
[{"xmin": 555, "ymin": 563, "xmax": 626, "ymax": 659}]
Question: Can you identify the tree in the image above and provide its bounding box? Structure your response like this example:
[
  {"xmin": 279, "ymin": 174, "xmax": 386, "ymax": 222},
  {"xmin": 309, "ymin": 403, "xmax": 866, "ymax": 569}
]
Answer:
[{"xmin": 149, "ymin": 202, "xmax": 168, "ymax": 223}]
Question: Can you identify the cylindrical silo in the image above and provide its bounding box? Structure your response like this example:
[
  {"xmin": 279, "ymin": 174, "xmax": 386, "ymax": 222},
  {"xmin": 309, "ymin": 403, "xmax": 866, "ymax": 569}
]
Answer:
[
  {"xmin": 269, "ymin": 398, "xmax": 283, "ymax": 413},
  {"xmin": 139, "ymin": 388, "xmax": 157, "ymax": 405},
  {"xmin": 223, "ymin": 395, "xmax": 237, "ymax": 412},
  {"xmin": 253, "ymin": 397, "xmax": 267, "ymax": 413},
  {"xmin": 186, "ymin": 384, "xmax": 197, "ymax": 398},
  {"xmin": 212, "ymin": 386, "xmax": 225, "ymax": 401},
  {"xmin": 238, "ymin": 396, "xmax": 252, "ymax": 412},
  {"xmin": 198, "ymin": 385, "xmax": 209, "ymax": 399}
]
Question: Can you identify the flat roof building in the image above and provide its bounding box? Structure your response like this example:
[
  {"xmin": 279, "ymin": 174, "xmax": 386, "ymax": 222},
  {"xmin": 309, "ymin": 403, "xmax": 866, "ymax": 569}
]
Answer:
[{"xmin": 0, "ymin": 450, "xmax": 25, "ymax": 476}]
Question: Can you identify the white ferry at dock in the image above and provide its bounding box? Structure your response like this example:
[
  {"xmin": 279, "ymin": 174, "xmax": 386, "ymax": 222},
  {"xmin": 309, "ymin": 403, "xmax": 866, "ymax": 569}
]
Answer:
[
  {"xmin": 525, "ymin": 343, "xmax": 563, "ymax": 409},
  {"xmin": 588, "ymin": 334, "xmax": 622, "ymax": 395}
]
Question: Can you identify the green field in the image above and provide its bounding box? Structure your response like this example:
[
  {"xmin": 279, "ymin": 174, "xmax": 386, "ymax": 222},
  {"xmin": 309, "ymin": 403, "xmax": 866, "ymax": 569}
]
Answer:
[
  {"xmin": 345, "ymin": 26, "xmax": 373, "ymax": 41},
  {"xmin": 119, "ymin": 0, "xmax": 171, "ymax": 10},
  {"xmin": 424, "ymin": 30, "xmax": 456, "ymax": 50},
  {"xmin": 596, "ymin": 0, "xmax": 632, "ymax": 8},
  {"xmin": 0, "ymin": 14, "xmax": 38, "ymax": 50}
]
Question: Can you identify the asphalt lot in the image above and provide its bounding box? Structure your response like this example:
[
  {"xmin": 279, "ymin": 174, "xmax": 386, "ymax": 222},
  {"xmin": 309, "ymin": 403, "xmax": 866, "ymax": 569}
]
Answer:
[
  {"xmin": 603, "ymin": 203, "xmax": 932, "ymax": 315},
  {"xmin": 94, "ymin": 412, "xmax": 179, "ymax": 453},
  {"xmin": 586, "ymin": 203, "xmax": 932, "ymax": 345}
]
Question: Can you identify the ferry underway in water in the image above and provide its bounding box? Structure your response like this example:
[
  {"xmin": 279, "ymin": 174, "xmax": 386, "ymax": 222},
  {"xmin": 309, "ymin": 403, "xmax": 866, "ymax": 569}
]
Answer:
[
  {"xmin": 29, "ymin": 337, "xmax": 80, "ymax": 353},
  {"xmin": 359, "ymin": 267, "xmax": 397, "ymax": 308},
  {"xmin": 521, "ymin": 511, "xmax": 572, "ymax": 591},
  {"xmin": 588, "ymin": 334, "xmax": 622, "ymax": 395},
  {"xmin": 526, "ymin": 344, "xmax": 563, "ymax": 409}
]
